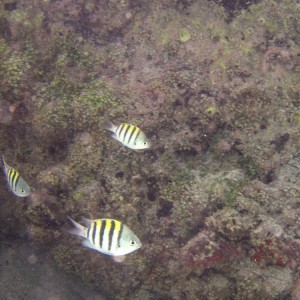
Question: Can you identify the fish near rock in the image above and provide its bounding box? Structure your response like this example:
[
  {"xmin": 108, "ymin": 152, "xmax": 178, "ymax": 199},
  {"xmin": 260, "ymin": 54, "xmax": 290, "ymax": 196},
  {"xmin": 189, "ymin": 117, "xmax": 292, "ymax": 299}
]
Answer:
[
  {"xmin": 105, "ymin": 121, "xmax": 150, "ymax": 150},
  {"xmin": 67, "ymin": 217, "xmax": 142, "ymax": 257},
  {"xmin": 2, "ymin": 155, "xmax": 31, "ymax": 197}
]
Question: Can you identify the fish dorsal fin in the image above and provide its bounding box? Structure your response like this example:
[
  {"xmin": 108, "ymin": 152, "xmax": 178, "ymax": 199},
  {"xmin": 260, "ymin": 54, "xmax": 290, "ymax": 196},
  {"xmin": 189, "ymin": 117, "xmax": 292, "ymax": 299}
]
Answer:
[{"xmin": 81, "ymin": 217, "xmax": 93, "ymax": 227}]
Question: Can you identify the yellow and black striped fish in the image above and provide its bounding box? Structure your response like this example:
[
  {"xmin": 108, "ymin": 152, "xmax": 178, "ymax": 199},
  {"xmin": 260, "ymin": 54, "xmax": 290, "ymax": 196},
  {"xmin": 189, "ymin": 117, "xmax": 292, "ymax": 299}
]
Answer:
[
  {"xmin": 68, "ymin": 217, "xmax": 142, "ymax": 256},
  {"xmin": 2, "ymin": 155, "xmax": 31, "ymax": 197},
  {"xmin": 106, "ymin": 121, "xmax": 150, "ymax": 149}
]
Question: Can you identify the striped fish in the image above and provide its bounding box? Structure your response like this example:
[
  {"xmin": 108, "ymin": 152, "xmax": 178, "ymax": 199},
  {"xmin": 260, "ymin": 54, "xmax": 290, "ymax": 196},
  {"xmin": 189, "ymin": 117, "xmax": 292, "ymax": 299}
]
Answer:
[
  {"xmin": 68, "ymin": 217, "xmax": 142, "ymax": 256},
  {"xmin": 106, "ymin": 121, "xmax": 150, "ymax": 149},
  {"xmin": 2, "ymin": 155, "xmax": 31, "ymax": 197}
]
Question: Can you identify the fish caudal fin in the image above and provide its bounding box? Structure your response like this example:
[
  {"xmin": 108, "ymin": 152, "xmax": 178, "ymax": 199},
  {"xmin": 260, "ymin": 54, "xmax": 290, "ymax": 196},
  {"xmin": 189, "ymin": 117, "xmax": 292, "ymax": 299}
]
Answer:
[
  {"xmin": 105, "ymin": 120, "xmax": 118, "ymax": 133},
  {"xmin": 67, "ymin": 217, "xmax": 87, "ymax": 238},
  {"xmin": 2, "ymin": 155, "xmax": 6, "ymax": 170}
]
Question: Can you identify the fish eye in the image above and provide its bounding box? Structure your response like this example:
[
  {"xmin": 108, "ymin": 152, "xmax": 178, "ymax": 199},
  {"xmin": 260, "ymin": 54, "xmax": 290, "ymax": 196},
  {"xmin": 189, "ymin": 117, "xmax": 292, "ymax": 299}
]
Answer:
[
  {"xmin": 143, "ymin": 142, "xmax": 148, "ymax": 146},
  {"xmin": 21, "ymin": 189, "xmax": 25, "ymax": 193},
  {"xmin": 130, "ymin": 240, "xmax": 137, "ymax": 246}
]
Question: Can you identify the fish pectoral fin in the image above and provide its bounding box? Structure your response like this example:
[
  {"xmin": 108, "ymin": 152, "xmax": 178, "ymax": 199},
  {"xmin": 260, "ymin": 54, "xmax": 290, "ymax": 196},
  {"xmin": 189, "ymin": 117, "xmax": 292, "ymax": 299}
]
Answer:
[{"xmin": 112, "ymin": 255, "xmax": 126, "ymax": 263}]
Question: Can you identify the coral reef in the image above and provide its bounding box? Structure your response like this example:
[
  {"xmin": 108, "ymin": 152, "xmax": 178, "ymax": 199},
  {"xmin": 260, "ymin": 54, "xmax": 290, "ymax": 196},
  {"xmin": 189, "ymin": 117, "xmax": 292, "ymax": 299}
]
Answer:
[{"xmin": 1, "ymin": 0, "xmax": 300, "ymax": 299}]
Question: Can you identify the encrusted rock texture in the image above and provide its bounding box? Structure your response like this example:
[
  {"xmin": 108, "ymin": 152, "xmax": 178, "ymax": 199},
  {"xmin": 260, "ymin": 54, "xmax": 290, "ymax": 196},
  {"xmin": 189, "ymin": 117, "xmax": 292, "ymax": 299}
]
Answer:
[{"xmin": 1, "ymin": 0, "xmax": 300, "ymax": 299}]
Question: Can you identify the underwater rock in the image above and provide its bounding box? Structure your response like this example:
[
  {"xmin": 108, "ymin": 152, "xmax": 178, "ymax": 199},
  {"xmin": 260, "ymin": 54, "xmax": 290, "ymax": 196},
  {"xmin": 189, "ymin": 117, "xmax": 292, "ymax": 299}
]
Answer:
[
  {"xmin": 233, "ymin": 261, "xmax": 293, "ymax": 299},
  {"xmin": 201, "ymin": 274, "xmax": 233, "ymax": 299},
  {"xmin": 180, "ymin": 229, "xmax": 242, "ymax": 273},
  {"xmin": 205, "ymin": 208, "xmax": 254, "ymax": 241},
  {"xmin": 1, "ymin": 0, "xmax": 300, "ymax": 298},
  {"xmin": 292, "ymin": 278, "xmax": 300, "ymax": 300},
  {"xmin": 0, "ymin": 100, "xmax": 14, "ymax": 124}
]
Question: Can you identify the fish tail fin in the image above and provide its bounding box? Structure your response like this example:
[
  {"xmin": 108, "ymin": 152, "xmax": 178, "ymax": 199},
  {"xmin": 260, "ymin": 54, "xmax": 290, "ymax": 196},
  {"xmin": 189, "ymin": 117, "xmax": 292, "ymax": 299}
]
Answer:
[
  {"xmin": 1, "ymin": 155, "xmax": 7, "ymax": 174},
  {"xmin": 67, "ymin": 217, "xmax": 87, "ymax": 238},
  {"xmin": 104, "ymin": 120, "xmax": 118, "ymax": 133}
]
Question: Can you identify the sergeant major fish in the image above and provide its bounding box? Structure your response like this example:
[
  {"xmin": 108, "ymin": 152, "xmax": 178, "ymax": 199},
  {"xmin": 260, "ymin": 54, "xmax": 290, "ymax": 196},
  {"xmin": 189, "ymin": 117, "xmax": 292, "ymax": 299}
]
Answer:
[
  {"xmin": 68, "ymin": 217, "xmax": 142, "ymax": 257},
  {"xmin": 106, "ymin": 121, "xmax": 150, "ymax": 150},
  {"xmin": 2, "ymin": 155, "xmax": 31, "ymax": 197}
]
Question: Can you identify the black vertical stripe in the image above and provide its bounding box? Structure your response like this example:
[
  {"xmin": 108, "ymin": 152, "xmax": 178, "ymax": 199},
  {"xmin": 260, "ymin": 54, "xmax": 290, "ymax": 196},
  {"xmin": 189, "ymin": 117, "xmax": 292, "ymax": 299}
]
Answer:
[
  {"xmin": 99, "ymin": 220, "xmax": 106, "ymax": 248},
  {"xmin": 91, "ymin": 222, "xmax": 96, "ymax": 246},
  {"xmin": 123, "ymin": 125, "xmax": 131, "ymax": 142},
  {"xmin": 108, "ymin": 220, "xmax": 115, "ymax": 251},
  {"xmin": 117, "ymin": 223, "xmax": 124, "ymax": 248},
  {"xmin": 87, "ymin": 224, "xmax": 91, "ymax": 239},
  {"xmin": 128, "ymin": 126, "xmax": 138, "ymax": 145},
  {"xmin": 133, "ymin": 129, "xmax": 141, "ymax": 145},
  {"xmin": 118, "ymin": 124, "xmax": 125, "ymax": 137}
]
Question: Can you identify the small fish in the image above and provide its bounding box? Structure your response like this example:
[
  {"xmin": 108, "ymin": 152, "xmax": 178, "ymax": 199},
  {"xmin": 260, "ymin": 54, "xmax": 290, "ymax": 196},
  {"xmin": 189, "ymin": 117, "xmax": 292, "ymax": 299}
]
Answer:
[
  {"xmin": 106, "ymin": 121, "xmax": 150, "ymax": 149},
  {"xmin": 68, "ymin": 217, "xmax": 142, "ymax": 257},
  {"xmin": 2, "ymin": 155, "xmax": 31, "ymax": 197}
]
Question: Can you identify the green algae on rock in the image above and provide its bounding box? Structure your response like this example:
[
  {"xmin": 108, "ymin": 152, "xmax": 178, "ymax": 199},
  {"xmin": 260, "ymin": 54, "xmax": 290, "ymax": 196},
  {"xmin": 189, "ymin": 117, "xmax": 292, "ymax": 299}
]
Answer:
[{"xmin": 179, "ymin": 28, "xmax": 191, "ymax": 43}]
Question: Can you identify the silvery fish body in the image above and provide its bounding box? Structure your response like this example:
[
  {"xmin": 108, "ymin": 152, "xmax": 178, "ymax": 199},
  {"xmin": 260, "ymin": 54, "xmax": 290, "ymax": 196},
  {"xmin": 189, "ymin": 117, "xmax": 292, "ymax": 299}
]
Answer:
[
  {"xmin": 106, "ymin": 121, "xmax": 150, "ymax": 150},
  {"xmin": 2, "ymin": 155, "xmax": 31, "ymax": 197},
  {"xmin": 68, "ymin": 217, "xmax": 142, "ymax": 256}
]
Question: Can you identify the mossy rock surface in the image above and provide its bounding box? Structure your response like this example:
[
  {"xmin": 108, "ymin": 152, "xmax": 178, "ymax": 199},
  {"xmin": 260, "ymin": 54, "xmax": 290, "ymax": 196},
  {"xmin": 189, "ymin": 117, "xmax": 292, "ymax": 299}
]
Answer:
[{"xmin": 1, "ymin": 0, "xmax": 300, "ymax": 299}]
